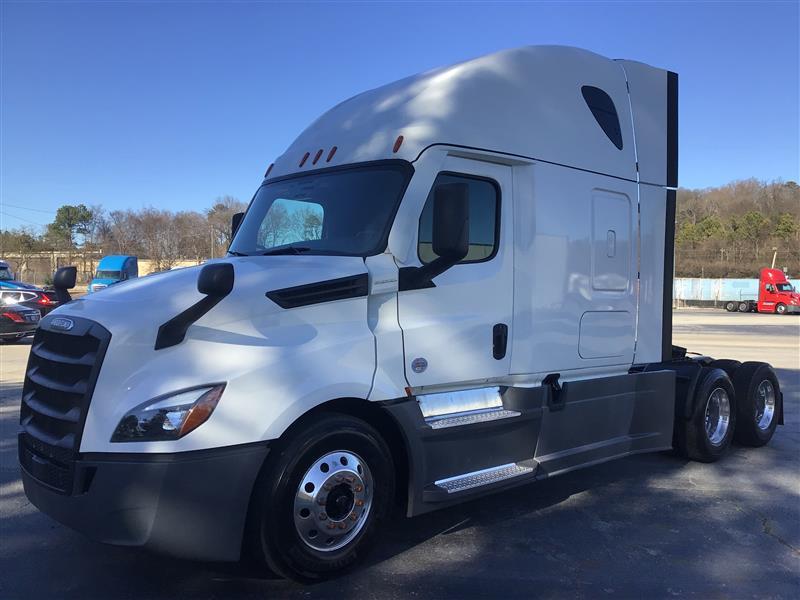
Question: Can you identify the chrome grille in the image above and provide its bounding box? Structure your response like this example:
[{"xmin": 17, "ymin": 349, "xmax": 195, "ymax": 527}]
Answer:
[{"xmin": 18, "ymin": 316, "xmax": 110, "ymax": 493}]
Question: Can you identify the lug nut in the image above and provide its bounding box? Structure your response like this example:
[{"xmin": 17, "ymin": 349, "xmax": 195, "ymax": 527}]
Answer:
[
  {"xmin": 319, "ymin": 512, "xmax": 327, "ymax": 520},
  {"xmin": 339, "ymin": 523, "xmax": 347, "ymax": 529},
  {"xmin": 327, "ymin": 523, "xmax": 336, "ymax": 529},
  {"xmin": 354, "ymin": 485, "xmax": 363, "ymax": 492},
  {"xmin": 350, "ymin": 513, "xmax": 357, "ymax": 521},
  {"xmin": 345, "ymin": 475, "xmax": 355, "ymax": 483},
  {"xmin": 356, "ymin": 499, "xmax": 364, "ymax": 507}
]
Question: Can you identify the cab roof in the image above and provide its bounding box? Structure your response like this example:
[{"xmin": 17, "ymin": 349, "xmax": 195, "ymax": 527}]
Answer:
[{"xmin": 267, "ymin": 46, "xmax": 668, "ymax": 183}]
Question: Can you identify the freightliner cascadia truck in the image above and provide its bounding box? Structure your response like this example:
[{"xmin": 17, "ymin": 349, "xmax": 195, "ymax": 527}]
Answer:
[{"xmin": 19, "ymin": 46, "xmax": 783, "ymax": 581}]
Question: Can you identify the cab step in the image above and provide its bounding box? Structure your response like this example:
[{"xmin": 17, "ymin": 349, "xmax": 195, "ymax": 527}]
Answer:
[
  {"xmin": 425, "ymin": 408, "xmax": 521, "ymax": 429},
  {"xmin": 434, "ymin": 462, "xmax": 536, "ymax": 495}
]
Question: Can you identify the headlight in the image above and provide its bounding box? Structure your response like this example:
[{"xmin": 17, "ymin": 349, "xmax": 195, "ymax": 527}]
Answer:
[{"xmin": 111, "ymin": 384, "xmax": 225, "ymax": 442}]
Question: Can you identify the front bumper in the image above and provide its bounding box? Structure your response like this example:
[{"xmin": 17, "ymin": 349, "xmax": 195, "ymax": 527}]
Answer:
[
  {"xmin": 20, "ymin": 437, "xmax": 269, "ymax": 561},
  {"xmin": 785, "ymin": 304, "xmax": 800, "ymax": 314}
]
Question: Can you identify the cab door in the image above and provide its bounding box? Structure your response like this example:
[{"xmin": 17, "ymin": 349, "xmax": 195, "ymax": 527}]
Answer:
[{"xmin": 397, "ymin": 157, "xmax": 513, "ymax": 389}]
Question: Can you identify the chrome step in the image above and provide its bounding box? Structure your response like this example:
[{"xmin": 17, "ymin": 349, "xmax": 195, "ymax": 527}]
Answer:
[
  {"xmin": 435, "ymin": 462, "xmax": 535, "ymax": 494},
  {"xmin": 426, "ymin": 408, "xmax": 521, "ymax": 429}
]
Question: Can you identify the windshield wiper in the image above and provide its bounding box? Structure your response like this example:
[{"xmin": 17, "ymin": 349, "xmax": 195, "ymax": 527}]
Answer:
[
  {"xmin": 260, "ymin": 245, "xmax": 312, "ymax": 256},
  {"xmin": 227, "ymin": 251, "xmax": 249, "ymax": 257}
]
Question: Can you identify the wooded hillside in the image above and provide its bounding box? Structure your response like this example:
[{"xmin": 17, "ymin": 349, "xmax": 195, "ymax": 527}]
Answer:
[{"xmin": 675, "ymin": 179, "xmax": 799, "ymax": 277}]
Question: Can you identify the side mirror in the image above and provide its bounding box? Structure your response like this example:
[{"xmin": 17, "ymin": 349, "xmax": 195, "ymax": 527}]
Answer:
[
  {"xmin": 431, "ymin": 183, "xmax": 470, "ymax": 261},
  {"xmin": 231, "ymin": 212, "xmax": 245, "ymax": 240},
  {"xmin": 197, "ymin": 262, "xmax": 234, "ymax": 297},
  {"xmin": 155, "ymin": 262, "xmax": 234, "ymax": 350},
  {"xmin": 399, "ymin": 183, "xmax": 470, "ymax": 291},
  {"xmin": 53, "ymin": 266, "xmax": 77, "ymax": 304}
]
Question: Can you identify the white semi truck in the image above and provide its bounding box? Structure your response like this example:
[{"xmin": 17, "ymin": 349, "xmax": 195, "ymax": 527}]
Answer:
[{"xmin": 19, "ymin": 46, "xmax": 783, "ymax": 581}]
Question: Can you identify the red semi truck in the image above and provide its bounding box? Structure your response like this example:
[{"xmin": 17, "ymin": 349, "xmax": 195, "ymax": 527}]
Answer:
[{"xmin": 724, "ymin": 268, "xmax": 800, "ymax": 314}]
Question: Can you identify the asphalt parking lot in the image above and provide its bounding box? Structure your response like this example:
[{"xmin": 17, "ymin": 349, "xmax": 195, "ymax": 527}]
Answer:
[{"xmin": 1, "ymin": 309, "xmax": 798, "ymax": 599}]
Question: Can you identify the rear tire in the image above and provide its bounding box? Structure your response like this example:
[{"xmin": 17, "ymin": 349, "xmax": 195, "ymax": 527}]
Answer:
[
  {"xmin": 731, "ymin": 362, "xmax": 781, "ymax": 447},
  {"xmin": 738, "ymin": 301, "xmax": 750, "ymax": 313},
  {"xmin": 724, "ymin": 301, "xmax": 737, "ymax": 312},
  {"xmin": 775, "ymin": 303, "xmax": 787, "ymax": 315},
  {"xmin": 247, "ymin": 413, "xmax": 394, "ymax": 582},
  {"xmin": 675, "ymin": 368, "xmax": 736, "ymax": 462}
]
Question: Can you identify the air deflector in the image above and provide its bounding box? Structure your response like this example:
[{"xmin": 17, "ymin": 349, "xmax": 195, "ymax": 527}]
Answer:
[{"xmin": 581, "ymin": 86, "xmax": 624, "ymax": 150}]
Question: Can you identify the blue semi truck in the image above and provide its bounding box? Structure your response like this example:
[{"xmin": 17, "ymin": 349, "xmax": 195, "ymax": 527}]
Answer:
[{"xmin": 88, "ymin": 255, "xmax": 138, "ymax": 293}]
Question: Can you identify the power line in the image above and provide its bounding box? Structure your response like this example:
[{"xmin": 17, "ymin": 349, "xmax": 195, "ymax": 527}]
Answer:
[
  {"xmin": 0, "ymin": 210, "xmax": 47, "ymax": 227},
  {"xmin": 0, "ymin": 202, "xmax": 55, "ymax": 214}
]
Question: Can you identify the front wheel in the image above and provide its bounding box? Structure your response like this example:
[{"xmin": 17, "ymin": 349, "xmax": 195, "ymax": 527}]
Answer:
[
  {"xmin": 247, "ymin": 413, "xmax": 394, "ymax": 581},
  {"xmin": 775, "ymin": 303, "xmax": 787, "ymax": 315}
]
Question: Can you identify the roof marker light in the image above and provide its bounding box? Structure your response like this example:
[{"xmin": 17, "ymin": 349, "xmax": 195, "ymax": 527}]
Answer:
[
  {"xmin": 312, "ymin": 149, "xmax": 323, "ymax": 165},
  {"xmin": 299, "ymin": 152, "xmax": 310, "ymax": 167},
  {"xmin": 264, "ymin": 163, "xmax": 274, "ymax": 177},
  {"xmin": 326, "ymin": 146, "xmax": 337, "ymax": 162},
  {"xmin": 393, "ymin": 135, "xmax": 404, "ymax": 153}
]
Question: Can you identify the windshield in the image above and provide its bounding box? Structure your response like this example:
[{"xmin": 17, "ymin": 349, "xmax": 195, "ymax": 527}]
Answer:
[
  {"xmin": 95, "ymin": 270, "xmax": 121, "ymax": 279},
  {"xmin": 777, "ymin": 283, "xmax": 795, "ymax": 292},
  {"xmin": 0, "ymin": 268, "xmax": 12, "ymax": 281},
  {"xmin": 229, "ymin": 162, "xmax": 411, "ymax": 257}
]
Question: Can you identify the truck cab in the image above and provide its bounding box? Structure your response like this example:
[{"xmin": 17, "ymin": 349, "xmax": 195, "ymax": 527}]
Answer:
[
  {"xmin": 88, "ymin": 255, "xmax": 138, "ymax": 293},
  {"xmin": 758, "ymin": 268, "xmax": 800, "ymax": 314},
  {"xmin": 19, "ymin": 46, "xmax": 783, "ymax": 581}
]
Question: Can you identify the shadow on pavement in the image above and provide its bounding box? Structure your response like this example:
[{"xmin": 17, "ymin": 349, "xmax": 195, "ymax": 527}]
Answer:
[{"xmin": 1, "ymin": 370, "xmax": 798, "ymax": 599}]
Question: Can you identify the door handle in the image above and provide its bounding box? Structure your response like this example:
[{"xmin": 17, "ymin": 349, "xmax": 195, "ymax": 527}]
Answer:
[{"xmin": 493, "ymin": 323, "xmax": 508, "ymax": 360}]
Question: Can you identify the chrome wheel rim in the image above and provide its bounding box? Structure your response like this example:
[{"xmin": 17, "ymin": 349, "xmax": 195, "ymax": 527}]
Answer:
[
  {"xmin": 755, "ymin": 380, "xmax": 776, "ymax": 431},
  {"xmin": 293, "ymin": 450, "xmax": 373, "ymax": 552},
  {"xmin": 704, "ymin": 387, "xmax": 731, "ymax": 446}
]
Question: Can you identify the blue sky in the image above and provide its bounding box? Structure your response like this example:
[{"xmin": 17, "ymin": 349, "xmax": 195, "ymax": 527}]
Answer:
[{"xmin": 1, "ymin": 0, "xmax": 798, "ymax": 232}]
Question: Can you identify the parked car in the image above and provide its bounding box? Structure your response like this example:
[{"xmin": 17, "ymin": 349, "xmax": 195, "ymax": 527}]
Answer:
[
  {"xmin": 0, "ymin": 260, "xmax": 60, "ymax": 315},
  {"xmin": 0, "ymin": 304, "xmax": 40, "ymax": 343}
]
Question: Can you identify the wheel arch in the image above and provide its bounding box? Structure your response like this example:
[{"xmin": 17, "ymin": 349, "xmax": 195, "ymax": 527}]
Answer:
[{"xmin": 269, "ymin": 397, "xmax": 412, "ymax": 514}]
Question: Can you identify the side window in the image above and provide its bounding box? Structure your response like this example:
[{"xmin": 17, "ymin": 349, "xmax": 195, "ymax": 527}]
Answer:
[
  {"xmin": 257, "ymin": 198, "xmax": 324, "ymax": 249},
  {"xmin": 418, "ymin": 173, "xmax": 499, "ymax": 264},
  {"xmin": 581, "ymin": 85, "xmax": 624, "ymax": 150}
]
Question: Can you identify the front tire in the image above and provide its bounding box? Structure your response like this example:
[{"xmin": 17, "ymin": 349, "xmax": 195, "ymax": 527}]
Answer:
[
  {"xmin": 732, "ymin": 362, "xmax": 781, "ymax": 447},
  {"xmin": 775, "ymin": 303, "xmax": 787, "ymax": 315},
  {"xmin": 247, "ymin": 413, "xmax": 394, "ymax": 581},
  {"xmin": 675, "ymin": 368, "xmax": 736, "ymax": 462}
]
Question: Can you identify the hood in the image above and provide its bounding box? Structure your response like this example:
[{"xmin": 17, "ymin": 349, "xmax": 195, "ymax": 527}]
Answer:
[
  {"xmin": 54, "ymin": 255, "xmax": 369, "ymax": 341},
  {"xmin": 90, "ymin": 278, "xmax": 119, "ymax": 286},
  {"xmin": 52, "ymin": 254, "xmax": 376, "ymax": 454}
]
